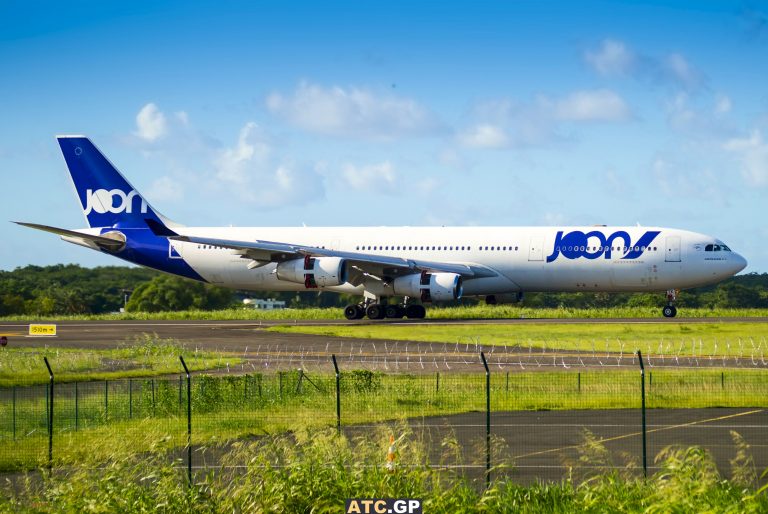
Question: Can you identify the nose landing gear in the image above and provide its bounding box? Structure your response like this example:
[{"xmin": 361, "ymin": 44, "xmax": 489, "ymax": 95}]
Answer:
[{"xmin": 662, "ymin": 289, "xmax": 678, "ymax": 318}]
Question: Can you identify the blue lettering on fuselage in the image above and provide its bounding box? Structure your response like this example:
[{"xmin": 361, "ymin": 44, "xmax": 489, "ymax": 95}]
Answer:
[{"xmin": 546, "ymin": 230, "xmax": 661, "ymax": 263}]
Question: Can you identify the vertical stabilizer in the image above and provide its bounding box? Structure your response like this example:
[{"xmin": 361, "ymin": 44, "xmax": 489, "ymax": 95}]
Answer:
[{"xmin": 56, "ymin": 136, "xmax": 172, "ymax": 228}]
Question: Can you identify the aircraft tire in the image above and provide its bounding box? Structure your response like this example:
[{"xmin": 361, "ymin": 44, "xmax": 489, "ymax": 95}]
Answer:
[
  {"xmin": 366, "ymin": 304, "xmax": 386, "ymax": 320},
  {"xmin": 662, "ymin": 305, "xmax": 677, "ymax": 318},
  {"xmin": 344, "ymin": 304, "xmax": 364, "ymax": 320},
  {"xmin": 385, "ymin": 305, "xmax": 405, "ymax": 318},
  {"xmin": 405, "ymin": 304, "xmax": 427, "ymax": 319}
]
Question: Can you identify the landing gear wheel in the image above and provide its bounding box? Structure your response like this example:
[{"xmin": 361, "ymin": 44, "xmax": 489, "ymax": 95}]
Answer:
[
  {"xmin": 366, "ymin": 303, "xmax": 386, "ymax": 320},
  {"xmin": 662, "ymin": 305, "xmax": 677, "ymax": 318},
  {"xmin": 405, "ymin": 304, "xmax": 427, "ymax": 319},
  {"xmin": 344, "ymin": 304, "xmax": 364, "ymax": 320},
  {"xmin": 385, "ymin": 305, "xmax": 405, "ymax": 318}
]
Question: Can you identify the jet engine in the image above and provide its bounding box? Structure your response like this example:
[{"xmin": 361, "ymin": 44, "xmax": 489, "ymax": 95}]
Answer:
[
  {"xmin": 392, "ymin": 271, "xmax": 463, "ymax": 302},
  {"xmin": 275, "ymin": 256, "xmax": 347, "ymax": 288}
]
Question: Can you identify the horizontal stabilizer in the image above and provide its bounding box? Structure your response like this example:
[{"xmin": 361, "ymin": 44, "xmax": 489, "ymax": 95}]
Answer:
[{"xmin": 14, "ymin": 222, "xmax": 126, "ymax": 252}]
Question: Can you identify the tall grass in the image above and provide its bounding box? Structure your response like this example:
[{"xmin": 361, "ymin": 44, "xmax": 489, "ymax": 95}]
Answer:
[{"xmin": 2, "ymin": 427, "xmax": 766, "ymax": 513}]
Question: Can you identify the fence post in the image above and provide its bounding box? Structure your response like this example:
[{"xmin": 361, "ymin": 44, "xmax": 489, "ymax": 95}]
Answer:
[
  {"xmin": 436, "ymin": 371, "xmax": 440, "ymax": 393},
  {"xmin": 244, "ymin": 374, "xmax": 248, "ymax": 401},
  {"xmin": 506, "ymin": 371, "xmax": 509, "ymax": 393},
  {"xmin": 480, "ymin": 351, "xmax": 491, "ymax": 488},
  {"xmin": 179, "ymin": 356, "xmax": 192, "ymax": 485},
  {"xmin": 43, "ymin": 357, "xmax": 54, "ymax": 470},
  {"xmin": 637, "ymin": 350, "xmax": 647, "ymax": 478},
  {"xmin": 258, "ymin": 374, "xmax": 262, "ymax": 398},
  {"xmin": 578, "ymin": 372, "xmax": 581, "ymax": 393},
  {"xmin": 12, "ymin": 386, "xmax": 16, "ymax": 440},
  {"xmin": 105, "ymin": 380, "xmax": 109, "ymax": 421},
  {"xmin": 332, "ymin": 354, "xmax": 340, "ymax": 434},
  {"xmin": 721, "ymin": 371, "xmax": 724, "ymax": 390},
  {"xmin": 129, "ymin": 379, "xmax": 133, "ymax": 419},
  {"xmin": 75, "ymin": 382, "xmax": 79, "ymax": 431}
]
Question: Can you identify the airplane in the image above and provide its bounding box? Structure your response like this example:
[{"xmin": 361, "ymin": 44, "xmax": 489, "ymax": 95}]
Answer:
[{"xmin": 16, "ymin": 136, "xmax": 747, "ymax": 320}]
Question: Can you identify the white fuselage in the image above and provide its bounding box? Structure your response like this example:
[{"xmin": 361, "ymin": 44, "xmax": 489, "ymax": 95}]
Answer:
[{"xmin": 171, "ymin": 226, "xmax": 746, "ymax": 296}]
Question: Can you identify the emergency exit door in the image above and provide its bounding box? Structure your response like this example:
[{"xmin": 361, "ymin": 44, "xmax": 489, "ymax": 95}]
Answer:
[{"xmin": 665, "ymin": 236, "xmax": 681, "ymax": 262}]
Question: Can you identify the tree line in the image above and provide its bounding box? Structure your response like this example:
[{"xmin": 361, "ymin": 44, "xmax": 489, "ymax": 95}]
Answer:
[{"xmin": 1, "ymin": 264, "xmax": 766, "ymax": 316}]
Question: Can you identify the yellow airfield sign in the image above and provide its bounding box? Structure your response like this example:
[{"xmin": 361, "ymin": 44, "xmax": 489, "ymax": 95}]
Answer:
[{"xmin": 29, "ymin": 324, "xmax": 57, "ymax": 336}]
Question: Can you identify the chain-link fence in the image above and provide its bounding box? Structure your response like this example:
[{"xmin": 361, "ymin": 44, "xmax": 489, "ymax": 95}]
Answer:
[{"xmin": 1, "ymin": 353, "xmax": 766, "ymax": 485}]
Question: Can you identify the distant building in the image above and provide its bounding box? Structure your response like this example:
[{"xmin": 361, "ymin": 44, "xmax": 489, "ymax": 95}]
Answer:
[{"xmin": 243, "ymin": 298, "xmax": 287, "ymax": 310}]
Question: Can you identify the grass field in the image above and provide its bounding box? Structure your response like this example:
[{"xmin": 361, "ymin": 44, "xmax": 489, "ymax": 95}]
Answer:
[
  {"xmin": 1, "ymin": 368, "xmax": 766, "ymax": 472},
  {"xmin": 2, "ymin": 305, "xmax": 768, "ymax": 321},
  {"xmin": 268, "ymin": 321, "xmax": 768, "ymax": 357},
  {"xmin": 0, "ymin": 335, "xmax": 242, "ymax": 387}
]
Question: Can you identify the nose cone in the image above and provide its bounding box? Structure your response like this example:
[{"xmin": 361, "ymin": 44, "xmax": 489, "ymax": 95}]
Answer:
[{"xmin": 730, "ymin": 253, "xmax": 748, "ymax": 275}]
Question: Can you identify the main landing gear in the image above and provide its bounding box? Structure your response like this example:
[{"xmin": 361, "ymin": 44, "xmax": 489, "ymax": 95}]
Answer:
[
  {"xmin": 662, "ymin": 289, "xmax": 678, "ymax": 318},
  {"xmin": 343, "ymin": 297, "xmax": 426, "ymax": 320}
]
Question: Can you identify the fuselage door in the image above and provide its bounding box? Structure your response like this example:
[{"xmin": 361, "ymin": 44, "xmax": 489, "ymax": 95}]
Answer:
[
  {"xmin": 665, "ymin": 236, "xmax": 681, "ymax": 262},
  {"xmin": 528, "ymin": 236, "xmax": 544, "ymax": 261}
]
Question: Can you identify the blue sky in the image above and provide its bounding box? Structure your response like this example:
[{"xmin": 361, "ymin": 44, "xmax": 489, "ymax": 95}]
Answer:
[{"xmin": 1, "ymin": 1, "xmax": 767, "ymax": 272}]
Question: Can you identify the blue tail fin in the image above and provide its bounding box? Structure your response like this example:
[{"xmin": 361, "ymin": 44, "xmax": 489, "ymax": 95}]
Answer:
[{"xmin": 57, "ymin": 135, "xmax": 170, "ymax": 228}]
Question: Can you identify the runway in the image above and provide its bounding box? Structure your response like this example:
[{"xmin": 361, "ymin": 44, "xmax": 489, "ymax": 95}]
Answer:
[
  {"xmin": 344, "ymin": 407, "xmax": 768, "ymax": 484},
  {"xmin": 2, "ymin": 318, "xmax": 767, "ymax": 372}
]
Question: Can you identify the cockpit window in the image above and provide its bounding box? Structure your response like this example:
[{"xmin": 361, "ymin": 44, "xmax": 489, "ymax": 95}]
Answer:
[{"xmin": 705, "ymin": 243, "xmax": 732, "ymax": 252}]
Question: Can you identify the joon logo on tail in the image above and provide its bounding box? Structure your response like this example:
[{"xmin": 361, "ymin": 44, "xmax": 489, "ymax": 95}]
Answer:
[
  {"xmin": 84, "ymin": 189, "xmax": 147, "ymax": 215},
  {"xmin": 546, "ymin": 230, "xmax": 660, "ymax": 263}
]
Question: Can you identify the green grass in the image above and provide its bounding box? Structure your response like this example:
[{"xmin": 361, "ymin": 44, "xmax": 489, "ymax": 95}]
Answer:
[
  {"xmin": 0, "ymin": 335, "xmax": 242, "ymax": 386},
  {"xmin": 2, "ymin": 426, "xmax": 767, "ymax": 513},
  {"xmin": 268, "ymin": 321, "xmax": 768, "ymax": 356},
  {"xmin": 1, "ymin": 369, "xmax": 766, "ymax": 472},
  {"xmin": 2, "ymin": 306, "xmax": 768, "ymax": 321}
]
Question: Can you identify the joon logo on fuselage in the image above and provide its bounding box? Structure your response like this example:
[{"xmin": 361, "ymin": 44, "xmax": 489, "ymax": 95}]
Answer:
[{"xmin": 546, "ymin": 230, "xmax": 661, "ymax": 263}]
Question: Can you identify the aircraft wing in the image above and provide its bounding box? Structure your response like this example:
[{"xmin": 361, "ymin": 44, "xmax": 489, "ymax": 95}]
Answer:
[{"xmin": 168, "ymin": 233, "xmax": 498, "ymax": 282}]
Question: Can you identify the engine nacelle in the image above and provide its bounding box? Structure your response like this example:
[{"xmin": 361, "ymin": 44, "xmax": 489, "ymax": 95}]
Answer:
[
  {"xmin": 392, "ymin": 272, "xmax": 463, "ymax": 302},
  {"xmin": 275, "ymin": 256, "xmax": 347, "ymax": 288}
]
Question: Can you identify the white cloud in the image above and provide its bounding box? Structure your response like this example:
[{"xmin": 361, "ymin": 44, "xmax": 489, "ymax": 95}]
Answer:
[
  {"xmin": 146, "ymin": 176, "xmax": 183, "ymax": 203},
  {"xmin": 724, "ymin": 130, "xmax": 768, "ymax": 186},
  {"xmin": 214, "ymin": 122, "xmax": 271, "ymax": 184},
  {"xmin": 663, "ymin": 53, "xmax": 701, "ymax": 89},
  {"xmin": 584, "ymin": 40, "xmax": 704, "ymax": 90},
  {"xmin": 548, "ymin": 89, "xmax": 631, "ymax": 122},
  {"xmin": 458, "ymin": 124, "xmax": 509, "ymax": 148},
  {"xmin": 214, "ymin": 122, "xmax": 324, "ymax": 207},
  {"xmin": 715, "ymin": 94, "xmax": 732, "ymax": 115},
  {"xmin": 175, "ymin": 111, "xmax": 190, "ymax": 125},
  {"xmin": 134, "ymin": 103, "xmax": 167, "ymax": 141},
  {"xmin": 584, "ymin": 39, "xmax": 634, "ymax": 76},
  {"xmin": 457, "ymin": 89, "xmax": 631, "ymax": 149},
  {"xmin": 342, "ymin": 161, "xmax": 398, "ymax": 194},
  {"xmin": 266, "ymin": 82, "xmax": 439, "ymax": 139}
]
